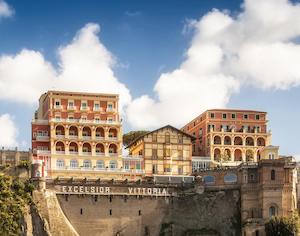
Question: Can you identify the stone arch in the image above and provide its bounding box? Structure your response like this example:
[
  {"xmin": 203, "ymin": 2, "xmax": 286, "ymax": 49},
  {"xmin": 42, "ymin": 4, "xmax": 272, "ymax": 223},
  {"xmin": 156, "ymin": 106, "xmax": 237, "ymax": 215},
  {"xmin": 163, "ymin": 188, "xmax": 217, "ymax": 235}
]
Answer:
[
  {"xmin": 234, "ymin": 136, "xmax": 243, "ymax": 145},
  {"xmin": 246, "ymin": 150, "xmax": 254, "ymax": 162},
  {"xmin": 55, "ymin": 141, "xmax": 65, "ymax": 152},
  {"xmin": 246, "ymin": 137, "xmax": 254, "ymax": 146},
  {"xmin": 69, "ymin": 126, "xmax": 78, "ymax": 137},
  {"xmin": 95, "ymin": 143, "xmax": 105, "ymax": 154},
  {"xmin": 213, "ymin": 148, "xmax": 221, "ymax": 161},
  {"xmin": 234, "ymin": 149, "xmax": 242, "ymax": 161},
  {"xmin": 82, "ymin": 126, "xmax": 92, "ymax": 137},
  {"xmin": 95, "ymin": 127, "xmax": 105, "ymax": 138},
  {"xmin": 224, "ymin": 149, "xmax": 231, "ymax": 161},
  {"xmin": 257, "ymin": 137, "xmax": 266, "ymax": 146},
  {"xmin": 109, "ymin": 143, "xmax": 118, "ymax": 154},
  {"xmin": 214, "ymin": 135, "xmax": 221, "ymax": 145},
  {"xmin": 82, "ymin": 142, "xmax": 92, "ymax": 154},
  {"xmin": 55, "ymin": 125, "xmax": 65, "ymax": 136},
  {"xmin": 108, "ymin": 127, "xmax": 118, "ymax": 138},
  {"xmin": 69, "ymin": 142, "xmax": 78, "ymax": 153},
  {"xmin": 224, "ymin": 136, "xmax": 231, "ymax": 145}
]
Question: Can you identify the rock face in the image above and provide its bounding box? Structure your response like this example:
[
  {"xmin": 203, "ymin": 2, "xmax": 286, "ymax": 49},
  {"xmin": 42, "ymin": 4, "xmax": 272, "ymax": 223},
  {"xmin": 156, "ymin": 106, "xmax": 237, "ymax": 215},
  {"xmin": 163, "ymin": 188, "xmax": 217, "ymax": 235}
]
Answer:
[{"xmin": 55, "ymin": 189, "xmax": 240, "ymax": 236}]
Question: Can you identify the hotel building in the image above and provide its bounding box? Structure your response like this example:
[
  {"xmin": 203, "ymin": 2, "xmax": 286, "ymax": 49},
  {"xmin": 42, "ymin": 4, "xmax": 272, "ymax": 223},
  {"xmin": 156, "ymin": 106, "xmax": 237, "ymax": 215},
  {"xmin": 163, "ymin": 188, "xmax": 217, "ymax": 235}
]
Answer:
[
  {"xmin": 182, "ymin": 109, "xmax": 272, "ymax": 166},
  {"xmin": 126, "ymin": 125, "xmax": 195, "ymax": 177},
  {"xmin": 31, "ymin": 91, "xmax": 142, "ymax": 179}
]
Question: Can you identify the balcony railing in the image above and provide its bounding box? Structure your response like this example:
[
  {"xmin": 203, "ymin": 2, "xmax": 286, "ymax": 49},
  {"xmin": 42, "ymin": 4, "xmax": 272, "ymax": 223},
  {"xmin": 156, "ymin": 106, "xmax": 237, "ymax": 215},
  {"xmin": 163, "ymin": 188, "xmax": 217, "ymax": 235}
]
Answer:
[
  {"xmin": 55, "ymin": 151, "xmax": 65, "ymax": 155},
  {"xmin": 123, "ymin": 155, "xmax": 143, "ymax": 160},
  {"xmin": 82, "ymin": 135, "xmax": 91, "ymax": 140},
  {"xmin": 53, "ymin": 166, "xmax": 145, "ymax": 174},
  {"xmin": 95, "ymin": 136, "xmax": 105, "ymax": 140},
  {"xmin": 95, "ymin": 152, "xmax": 105, "ymax": 156},
  {"xmin": 69, "ymin": 151, "xmax": 78, "ymax": 155},
  {"xmin": 36, "ymin": 150, "xmax": 51, "ymax": 155},
  {"xmin": 36, "ymin": 135, "xmax": 50, "ymax": 141},
  {"xmin": 109, "ymin": 153, "xmax": 118, "ymax": 157},
  {"xmin": 56, "ymin": 134, "xmax": 65, "ymax": 139},
  {"xmin": 108, "ymin": 137, "xmax": 118, "ymax": 141},
  {"xmin": 82, "ymin": 151, "xmax": 92, "ymax": 156},
  {"xmin": 69, "ymin": 135, "xmax": 78, "ymax": 139},
  {"xmin": 51, "ymin": 118, "xmax": 120, "ymax": 125}
]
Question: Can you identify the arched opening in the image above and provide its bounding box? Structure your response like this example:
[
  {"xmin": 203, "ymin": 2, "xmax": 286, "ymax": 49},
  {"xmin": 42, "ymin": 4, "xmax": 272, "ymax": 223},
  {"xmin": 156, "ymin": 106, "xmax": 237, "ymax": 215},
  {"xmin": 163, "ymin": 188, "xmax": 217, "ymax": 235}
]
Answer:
[
  {"xmin": 108, "ymin": 128, "xmax": 118, "ymax": 139},
  {"xmin": 224, "ymin": 136, "xmax": 231, "ymax": 145},
  {"xmin": 83, "ymin": 159, "xmax": 92, "ymax": 169},
  {"xmin": 96, "ymin": 127, "xmax": 105, "ymax": 139},
  {"xmin": 246, "ymin": 150, "xmax": 254, "ymax": 162},
  {"xmin": 69, "ymin": 142, "xmax": 78, "ymax": 154},
  {"xmin": 224, "ymin": 149, "xmax": 231, "ymax": 161},
  {"xmin": 203, "ymin": 175, "xmax": 215, "ymax": 184},
  {"xmin": 234, "ymin": 149, "xmax": 242, "ymax": 161},
  {"xmin": 95, "ymin": 143, "xmax": 105, "ymax": 155},
  {"xmin": 55, "ymin": 141, "xmax": 65, "ymax": 153},
  {"xmin": 96, "ymin": 160, "xmax": 104, "ymax": 169},
  {"xmin": 214, "ymin": 148, "xmax": 221, "ymax": 161},
  {"xmin": 55, "ymin": 125, "xmax": 65, "ymax": 137},
  {"xmin": 257, "ymin": 150, "xmax": 261, "ymax": 161},
  {"xmin": 224, "ymin": 173, "xmax": 237, "ymax": 183},
  {"xmin": 56, "ymin": 159, "xmax": 64, "ymax": 169},
  {"xmin": 269, "ymin": 205, "xmax": 277, "ymax": 218},
  {"xmin": 109, "ymin": 160, "xmax": 118, "ymax": 169},
  {"xmin": 82, "ymin": 127, "xmax": 91, "ymax": 139},
  {"xmin": 271, "ymin": 169, "xmax": 276, "ymax": 180},
  {"xmin": 109, "ymin": 144, "xmax": 118, "ymax": 156},
  {"xmin": 69, "ymin": 126, "xmax": 78, "ymax": 138},
  {"xmin": 82, "ymin": 143, "xmax": 92, "ymax": 155},
  {"xmin": 246, "ymin": 137, "xmax": 254, "ymax": 146},
  {"xmin": 70, "ymin": 159, "xmax": 78, "ymax": 169},
  {"xmin": 214, "ymin": 136, "xmax": 221, "ymax": 145},
  {"xmin": 257, "ymin": 137, "xmax": 266, "ymax": 146},
  {"xmin": 234, "ymin": 137, "xmax": 243, "ymax": 145}
]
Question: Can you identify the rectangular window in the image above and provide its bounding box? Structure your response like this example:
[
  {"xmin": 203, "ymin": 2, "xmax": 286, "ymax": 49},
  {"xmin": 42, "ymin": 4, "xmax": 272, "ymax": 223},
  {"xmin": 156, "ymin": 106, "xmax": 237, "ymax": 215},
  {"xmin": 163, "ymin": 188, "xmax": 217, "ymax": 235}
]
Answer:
[
  {"xmin": 152, "ymin": 149, "xmax": 157, "ymax": 159},
  {"xmin": 165, "ymin": 148, "xmax": 170, "ymax": 157},
  {"xmin": 152, "ymin": 134, "xmax": 157, "ymax": 142},
  {"xmin": 256, "ymin": 114, "xmax": 260, "ymax": 120},
  {"xmin": 152, "ymin": 164, "xmax": 158, "ymax": 174},
  {"xmin": 231, "ymin": 113, "xmax": 236, "ymax": 119},
  {"xmin": 210, "ymin": 113, "xmax": 215, "ymax": 119},
  {"xmin": 68, "ymin": 101, "xmax": 74, "ymax": 109},
  {"xmin": 81, "ymin": 101, "xmax": 87, "ymax": 110},
  {"xmin": 222, "ymin": 113, "xmax": 227, "ymax": 119},
  {"xmin": 94, "ymin": 103, "xmax": 100, "ymax": 111},
  {"xmin": 244, "ymin": 114, "xmax": 248, "ymax": 119}
]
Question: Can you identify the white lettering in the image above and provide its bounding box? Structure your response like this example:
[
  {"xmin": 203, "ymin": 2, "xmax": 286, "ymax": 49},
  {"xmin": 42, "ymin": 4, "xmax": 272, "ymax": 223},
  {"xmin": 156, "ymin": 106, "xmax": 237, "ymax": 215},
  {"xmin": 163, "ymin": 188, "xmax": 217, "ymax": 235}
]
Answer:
[
  {"xmin": 79, "ymin": 186, "xmax": 84, "ymax": 193},
  {"xmin": 74, "ymin": 186, "xmax": 78, "ymax": 192},
  {"xmin": 147, "ymin": 188, "xmax": 152, "ymax": 195},
  {"xmin": 105, "ymin": 187, "xmax": 110, "ymax": 193},
  {"xmin": 91, "ymin": 186, "xmax": 95, "ymax": 193},
  {"xmin": 62, "ymin": 186, "xmax": 67, "ymax": 193},
  {"xmin": 128, "ymin": 188, "xmax": 133, "ymax": 194}
]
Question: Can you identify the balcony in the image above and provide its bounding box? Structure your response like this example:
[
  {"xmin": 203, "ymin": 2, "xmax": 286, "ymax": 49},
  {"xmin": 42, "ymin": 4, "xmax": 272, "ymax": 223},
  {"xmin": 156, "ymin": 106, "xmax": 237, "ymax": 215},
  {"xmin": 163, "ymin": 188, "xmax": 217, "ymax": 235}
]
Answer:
[
  {"xmin": 95, "ymin": 136, "xmax": 105, "ymax": 140},
  {"xmin": 109, "ymin": 153, "xmax": 118, "ymax": 157},
  {"xmin": 123, "ymin": 155, "xmax": 143, "ymax": 160},
  {"xmin": 69, "ymin": 135, "xmax": 78, "ymax": 139},
  {"xmin": 82, "ymin": 151, "xmax": 92, "ymax": 156},
  {"xmin": 56, "ymin": 134, "xmax": 65, "ymax": 139},
  {"xmin": 95, "ymin": 152, "xmax": 105, "ymax": 156},
  {"xmin": 69, "ymin": 151, "xmax": 78, "ymax": 155},
  {"xmin": 55, "ymin": 151, "xmax": 65, "ymax": 155},
  {"xmin": 53, "ymin": 167, "xmax": 145, "ymax": 174},
  {"xmin": 36, "ymin": 150, "xmax": 51, "ymax": 155},
  {"xmin": 36, "ymin": 135, "xmax": 50, "ymax": 141},
  {"xmin": 108, "ymin": 137, "xmax": 118, "ymax": 141},
  {"xmin": 50, "ymin": 118, "xmax": 120, "ymax": 125},
  {"xmin": 67, "ymin": 105, "xmax": 76, "ymax": 111},
  {"xmin": 82, "ymin": 135, "xmax": 91, "ymax": 140}
]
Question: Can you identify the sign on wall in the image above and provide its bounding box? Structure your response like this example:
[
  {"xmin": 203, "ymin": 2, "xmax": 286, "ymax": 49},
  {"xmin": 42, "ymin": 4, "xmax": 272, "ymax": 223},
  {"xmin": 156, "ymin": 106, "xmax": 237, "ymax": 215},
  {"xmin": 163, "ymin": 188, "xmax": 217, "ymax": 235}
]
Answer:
[{"xmin": 55, "ymin": 185, "xmax": 171, "ymax": 197}]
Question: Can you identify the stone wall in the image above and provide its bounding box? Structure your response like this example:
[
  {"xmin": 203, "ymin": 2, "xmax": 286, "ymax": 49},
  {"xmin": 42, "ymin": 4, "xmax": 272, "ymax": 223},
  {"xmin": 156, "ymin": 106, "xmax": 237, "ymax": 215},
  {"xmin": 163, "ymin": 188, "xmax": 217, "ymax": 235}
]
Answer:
[{"xmin": 56, "ymin": 189, "xmax": 240, "ymax": 236}]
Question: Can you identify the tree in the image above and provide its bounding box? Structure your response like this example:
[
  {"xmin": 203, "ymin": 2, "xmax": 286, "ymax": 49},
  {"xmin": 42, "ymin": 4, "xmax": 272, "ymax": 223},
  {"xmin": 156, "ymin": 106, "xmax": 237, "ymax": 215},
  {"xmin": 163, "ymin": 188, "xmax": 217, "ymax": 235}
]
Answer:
[
  {"xmin": 265, "ymin": 216, "xmax": 298, "ymax": 236},
  {"xmin": 123, "ymin": 131, "xmax": 148, "ymax": 147}
]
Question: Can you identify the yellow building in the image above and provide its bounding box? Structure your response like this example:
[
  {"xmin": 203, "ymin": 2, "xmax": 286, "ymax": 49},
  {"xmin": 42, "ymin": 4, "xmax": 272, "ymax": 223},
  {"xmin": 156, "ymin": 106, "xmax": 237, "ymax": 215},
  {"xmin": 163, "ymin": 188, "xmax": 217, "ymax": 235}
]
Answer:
[{"xmin": 127, "ymin": 125, "xmax": 195, "ymax": 176}]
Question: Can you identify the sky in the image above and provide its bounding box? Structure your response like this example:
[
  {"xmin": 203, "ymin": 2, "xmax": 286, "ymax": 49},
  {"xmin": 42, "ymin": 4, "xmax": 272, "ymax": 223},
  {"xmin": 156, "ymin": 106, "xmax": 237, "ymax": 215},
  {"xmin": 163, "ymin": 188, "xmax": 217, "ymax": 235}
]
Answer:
[{"xmin": 0, "ymin": 0, "xmax": 300, "ymax": 159}]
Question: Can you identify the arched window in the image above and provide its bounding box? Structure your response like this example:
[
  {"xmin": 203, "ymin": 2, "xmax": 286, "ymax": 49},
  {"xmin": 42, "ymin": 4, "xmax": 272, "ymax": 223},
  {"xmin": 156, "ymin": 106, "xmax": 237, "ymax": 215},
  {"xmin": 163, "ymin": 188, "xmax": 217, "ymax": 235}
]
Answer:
[
  {"xmin": 56, "ymin": 159, "xmax": 65, "ymax": 169},
  {"xmin": 83, "ymin": 160, "xmax": 92, "ymax": 169},
  {"xmin": 271, "ymin": 170, "xmax": 275, "ymax": 180},
  {"xmin": 70, "ymin": 159, "xmax": 78, "ymax": 169},
  {"xmin": 109, "ymin": 160, "xmax": 117, "ymax": 169},
  {"xmin": 269, "ymin": 205, "xmax": 277, "ymax": 218},
  {"xmin": 96, "ymin": 160, "xmax": 104, "ymax": 169},
  {"xmin": 214, "ymin": 136, "xmax": 221, "ymax": 145}
]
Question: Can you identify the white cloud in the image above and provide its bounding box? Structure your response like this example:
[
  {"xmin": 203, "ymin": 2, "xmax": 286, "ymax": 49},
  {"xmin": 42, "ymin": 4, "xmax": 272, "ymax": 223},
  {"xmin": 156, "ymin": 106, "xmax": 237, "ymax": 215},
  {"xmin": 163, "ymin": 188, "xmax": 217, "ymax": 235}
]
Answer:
[
  {"xmin": 0, "ymin": 114, "xmax": 18, "ymax": 148},
  {"xmin": 127, "ymin": 0, "xmax": 300, "ymax": 129},
  {"xmin": 0, "ymin": 0, "xmax": 13, "ymax": 18},
  {"xmin": 0, "ymin": 23, "xmax": 131, "ymax": 113}
]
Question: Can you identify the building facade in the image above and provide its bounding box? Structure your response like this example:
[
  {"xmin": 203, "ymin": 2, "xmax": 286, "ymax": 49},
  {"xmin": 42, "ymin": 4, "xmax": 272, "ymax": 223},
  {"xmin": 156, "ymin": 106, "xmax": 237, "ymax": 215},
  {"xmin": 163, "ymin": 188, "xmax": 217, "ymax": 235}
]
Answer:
[
  {"xmin": 182, "ymin": 109, "xmax": 272, "ymax": 166},
  {"xmin": 31, "ymin": 91, "xmax": 143, "ymax": 179},
  {"xmin": 0, "ymin": 148, "xmax": 31, "ymax": 166},
  {"xmin": 127, "ymin": 125, "xmax": 195, "ymax": 176}
]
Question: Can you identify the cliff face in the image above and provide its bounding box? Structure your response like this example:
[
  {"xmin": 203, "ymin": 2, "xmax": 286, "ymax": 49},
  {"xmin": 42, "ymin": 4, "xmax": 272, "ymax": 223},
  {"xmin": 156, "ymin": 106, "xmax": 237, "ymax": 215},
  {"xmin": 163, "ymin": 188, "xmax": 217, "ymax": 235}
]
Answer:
[{"xmin": 54, "ymin": 189, "xmax": 240, "ymax": 236}]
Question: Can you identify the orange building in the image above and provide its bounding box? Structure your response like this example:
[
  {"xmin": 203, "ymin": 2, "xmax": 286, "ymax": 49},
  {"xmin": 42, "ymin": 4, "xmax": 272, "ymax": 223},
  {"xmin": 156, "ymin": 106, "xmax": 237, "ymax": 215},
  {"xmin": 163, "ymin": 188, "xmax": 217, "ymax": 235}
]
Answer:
[
  {"xmin": 182, "ymin": 109, "xmax": 272, "ymax": 166},
  {"xmin": 31, "ymin": 91, "xmax": 143, "ymax": 179}
]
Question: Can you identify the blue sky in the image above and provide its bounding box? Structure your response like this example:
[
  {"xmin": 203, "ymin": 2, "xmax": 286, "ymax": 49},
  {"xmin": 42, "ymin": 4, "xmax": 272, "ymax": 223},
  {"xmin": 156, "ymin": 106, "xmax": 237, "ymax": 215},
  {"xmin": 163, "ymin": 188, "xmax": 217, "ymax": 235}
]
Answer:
[{"xmin": 0, "ymin": 0, "xmax": 300, "ymax": 158}]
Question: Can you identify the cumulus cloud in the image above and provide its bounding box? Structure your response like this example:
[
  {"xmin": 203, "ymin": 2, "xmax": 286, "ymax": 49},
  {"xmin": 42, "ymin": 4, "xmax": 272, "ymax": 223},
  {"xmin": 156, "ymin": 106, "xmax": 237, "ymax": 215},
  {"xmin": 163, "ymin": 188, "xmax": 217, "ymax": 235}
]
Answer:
[
  {"xmin": 0, "ymin": 0, "xmax": 13, "ymax": 18},
  {"xmin": 0, "ymin": 23, "xmax": 131, "ymax": 113},
  {"xmin": 127, "ymin": 0, "xmax": 300, "ymax": 129},
  {"xmin": 0, "ymin": 114, "xmax": 18, "ymax": 147}
]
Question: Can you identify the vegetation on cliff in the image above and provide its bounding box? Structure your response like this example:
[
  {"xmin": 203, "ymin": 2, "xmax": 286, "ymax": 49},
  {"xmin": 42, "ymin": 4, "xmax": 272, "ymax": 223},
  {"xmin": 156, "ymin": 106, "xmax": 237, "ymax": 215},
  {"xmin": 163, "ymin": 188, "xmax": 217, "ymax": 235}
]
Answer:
[
  {"xmin": 265, "ymin": 214, "xmax": 299, "ymax": 236},
  {"xmin": 0, "ymin": 174, "xmax": 34, "ymax": 236},
  {"xmin": 123, "ymin": 130, "xmax": 148, "ymax": 147}
]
